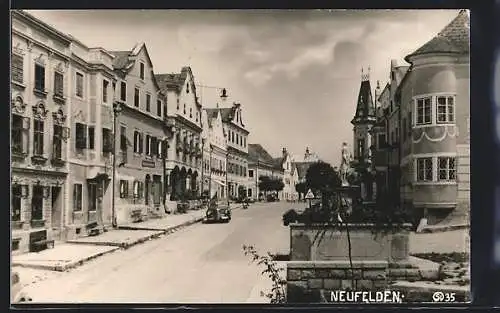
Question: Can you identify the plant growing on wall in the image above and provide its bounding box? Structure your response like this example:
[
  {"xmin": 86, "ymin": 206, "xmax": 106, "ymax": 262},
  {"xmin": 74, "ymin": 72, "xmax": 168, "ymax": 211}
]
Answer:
[{"xmin": 242, "ymin": 244, "xmax": 286, "ymax": 304}]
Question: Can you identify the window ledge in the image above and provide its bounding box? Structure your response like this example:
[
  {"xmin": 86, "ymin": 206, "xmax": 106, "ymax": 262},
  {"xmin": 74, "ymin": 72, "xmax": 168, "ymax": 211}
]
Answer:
[
  {"xmin": 51, "ymin": 157, "xmax": 66, "ymax": 167},
  {"xmin": 11, "ymin": 81, "xmax": 26, "ymax": 89},
  {"xmin": 53, "ymin": 94, "xmax": 66, "ymax": 104},
  {"xmin": 12, "ymin": 151, "xmax": 28, "ymax": 160},
  {"xmin": 30, "ymin": 219, "xmax": 46, "ymax": 228},
  {"xmin": 31, "ymin": 155, "xmax": 48, "ymax": 165},
  {"xmin": 414, "ymin": 181, "xmax": 457, "ymax": 186},
  {"xmin": 12, "ymin": 221, "xmax": 24, "ymax": 230},
  {"xmin": 33, "ymin": 88, "xmax": 48, "ymax": 98}
]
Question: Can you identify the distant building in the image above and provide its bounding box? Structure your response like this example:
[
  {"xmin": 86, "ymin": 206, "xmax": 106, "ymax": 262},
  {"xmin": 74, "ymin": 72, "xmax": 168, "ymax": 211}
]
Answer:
[
  {"xmin": 248, "ymin": 144, "xmax": 284, "ymax": 200},
  {"xmin": 202, "ymin": 107, "xmax": 228, "ymax": 199},
  {"xmin": 273, "ymin": 148, "xmax": 299, "ymax": 201}
]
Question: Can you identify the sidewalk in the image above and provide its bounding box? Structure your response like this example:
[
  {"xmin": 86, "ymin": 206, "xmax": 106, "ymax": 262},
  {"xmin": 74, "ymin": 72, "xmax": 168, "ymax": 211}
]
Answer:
[
  {"xmin": 420, "ymin": 223, "xmax": 469, "ymax": 233},
  {"xmin": 12, "ymin": 244, "xmax": 120, "ymax": 271},
  {"xmin": 119, "ymin": 209, "xmax": 206, "ymax": 231},
  {"xmin": 66, "ymin": 229, "xmax": 165, "ymax": 248}
]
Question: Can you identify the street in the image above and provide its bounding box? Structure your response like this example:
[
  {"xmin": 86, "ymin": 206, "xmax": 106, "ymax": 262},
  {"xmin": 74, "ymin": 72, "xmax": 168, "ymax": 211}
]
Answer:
[{"xmin": 22, "ymin": 201, "xmax": 304, "ymax": 303}]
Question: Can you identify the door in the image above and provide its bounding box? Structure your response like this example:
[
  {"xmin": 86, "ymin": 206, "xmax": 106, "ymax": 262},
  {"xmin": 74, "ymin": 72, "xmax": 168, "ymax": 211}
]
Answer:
[
  {"xmin": 88, "ymin": 183, "xmax": 98, "ymax": 223},
  {"xmin": 51, "ymin": 187, "xmax": 62, "ymax": 231}
]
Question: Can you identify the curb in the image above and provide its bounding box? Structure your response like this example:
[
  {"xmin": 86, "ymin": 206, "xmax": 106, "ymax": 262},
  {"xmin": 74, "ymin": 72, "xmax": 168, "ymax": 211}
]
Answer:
[
  {"xmin": 12, "ymin": 246, "xmax": 120, "ymax": 272},
  {"xmin": 420, "ymin": 224, "xmax": 469, "ymax": 233}
]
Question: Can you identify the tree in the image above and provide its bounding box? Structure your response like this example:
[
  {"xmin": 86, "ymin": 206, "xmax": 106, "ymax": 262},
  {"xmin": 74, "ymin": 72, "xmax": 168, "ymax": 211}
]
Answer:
[
  {"xmin": 295, "ymin": 182, "xmax": 306, "ymax": 200},
  {"xmin": 305, "ymin": 161, "xmax": 342, "ymax": 205},
  {"xmin": 259, "ymin": 176, "xmax": 284, "ymax": 195}
]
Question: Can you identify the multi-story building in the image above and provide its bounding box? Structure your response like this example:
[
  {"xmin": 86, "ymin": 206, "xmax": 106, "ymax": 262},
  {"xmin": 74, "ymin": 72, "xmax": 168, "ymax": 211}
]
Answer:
[
  {"xmin": 248, "ymin": 144, "xmax": 284, "ymax": 200},
  {"xmin": 11, "ymin": 11, "xmax": 73, "ymax": 253},
  {"xmin": 109, "ymin": 43, "xmax": 170, "ymax": 224},
  {"xmin": 203, "ymin": 108, "xmax": 228, "ymax": 199},
  {"xmin": 156, "ymin": 67, "xmax": 203, "ymax": 202},
  {"xmin": 219, "ymin": 96, "xmax": 250, "ymax": 199},
  {"xmin": 365, "ymin": 10, "xmax": 470, "ymax": 224},
  {"xmin": 66, "ymin": 38, "xmax": 118, "ymax": 239},
  {"xmin": 273, "ymin": 148, "xmax": 299, "ymax": 201}
]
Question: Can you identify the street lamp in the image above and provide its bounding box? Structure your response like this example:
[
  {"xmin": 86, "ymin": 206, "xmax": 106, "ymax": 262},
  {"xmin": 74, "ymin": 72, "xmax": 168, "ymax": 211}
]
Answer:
[{"xmin": 111, "ymin": 100, "xmax": 123, "ymax": 229}]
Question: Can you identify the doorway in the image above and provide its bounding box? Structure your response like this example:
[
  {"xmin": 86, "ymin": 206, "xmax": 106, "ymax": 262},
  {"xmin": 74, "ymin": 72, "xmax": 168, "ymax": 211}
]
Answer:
[
  {"xmin": 51, "ymin": 186, "xmax": 62, "ymax": 231},
  {"xmin": 88, "ymin": 182, "xmax": 98, "ymax": 223}
]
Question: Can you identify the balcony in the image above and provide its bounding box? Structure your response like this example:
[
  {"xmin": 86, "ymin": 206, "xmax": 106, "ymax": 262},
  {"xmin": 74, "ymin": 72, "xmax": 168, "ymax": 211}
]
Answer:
[
  {"xmin": 50, "ymin": 156, "xmax": 66, "ymax": 167},
  {"xmin": 31, "ymin": 154, "xmax": 48, "ymax": 165},
  {"xmin": 52, "ymin": 93, "xmax": 66, "ymax": 104},
  {"xmin": 33, "ymin": 88, "xmax": 48, "ymax": 99}
]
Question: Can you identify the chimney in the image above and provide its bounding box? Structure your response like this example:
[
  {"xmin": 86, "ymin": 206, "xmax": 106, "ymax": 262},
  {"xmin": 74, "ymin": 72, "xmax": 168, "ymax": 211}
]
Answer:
[{"xmin": 282, "ymin": 147, "xmax": 287, "ymax": 156}]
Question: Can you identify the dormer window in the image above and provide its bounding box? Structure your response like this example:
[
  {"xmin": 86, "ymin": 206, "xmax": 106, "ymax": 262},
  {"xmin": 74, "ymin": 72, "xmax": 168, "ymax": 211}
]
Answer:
[
  {"xmin": 186, "ymin": 83, "xmax": 190, "ymax": 94},
  {"xmin": 183, "ymin": 103, "xmax": 186, "ymax": 114}
]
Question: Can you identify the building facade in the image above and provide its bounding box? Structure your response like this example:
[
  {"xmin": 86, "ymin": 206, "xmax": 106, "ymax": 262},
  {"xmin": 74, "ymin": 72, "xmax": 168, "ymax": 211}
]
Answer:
[
  {"xmin": 156, "ymin": 67, "xmax": 203, "ymax": 202},
  {"xmin": 203, "ymin": 108, "xmax": 228, "ymax": 199},
  {"xmin": 11, "ymin": 11, "xmax": 73, "ymax": 253},
  {"xmin": 273, "ymin": 148, "xmax": 299, "ymax": 201},
  {"xmin": 66, "ymin": 40, "xmax": 118, "ymax": 239},
  {"xmin": 110, "ymin": 43, "xmax": 170, "ymax": 225},
  {"xmin": 220, "ymin": 100, "xmax": 250, "ymax": 199},
  {"xmin": 367, "ymin": 10, "xmax": 470, "ymax": 224},
  {"xmin": 248, "ymin": 144, "xmax": 284, "ymax": 200}
]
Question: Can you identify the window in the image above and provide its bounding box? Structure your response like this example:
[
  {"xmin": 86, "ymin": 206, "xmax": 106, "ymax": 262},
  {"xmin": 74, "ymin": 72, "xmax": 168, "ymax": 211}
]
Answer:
[
  {"xmin": 33, "ymin": 119, "xmax": 44, "ymax": 156},
  {"xmin": 120, "ymin": 82, "xmax": 127, "ymax": 101},
  {"xmin": 133, "ymin": 181, "xmax": 142, "ymax": 198},
  {"xmin": 88, "ymin": 126, "xmax": 95, "ymax": 150},
  {"xmin": 52, "ymin": 125, "xmax": 63, "ymax": 159},
  {"xmin": 102, "ymin": 80, "xmax": 109, "ymax": 103},
  {"xmin": 75, "ymin": 123, "xmax": 87, "ymax": 149},
  {"xmin": 416, "ymin": 97, "xmax": 432, "ymax": 125},
  {"xmin": 31, "ymin": 185, "xmax": 44, "ymax": 221},
  {"xmin": 157, "ymin": 139, "xmax": 163, "ymax": 158},
  {"xmin": 436, "ymin": 96, "xmax": 455, "ymax": 123},
  {"xmin": 88, "ymin": 183, "xmax": 97, "ymax": 212},
  {"xmin": 438, "ymin": 157, "xmax": 456, "ymax": 181},
  {"xmin": 236, "ymin": 134, "xmax": 239, "ymax": 145},
  {"xmin": 177, "ymin": 99, "xmax": 180, "ymax": 110},
  {"xmin": 76, "ymin": 72, "xmax": 83, "ymax": 97},
  {"xmin": 157, "ymin": 100, "xmax": 162, "ymax": 117},
  {"xmin": 11, "ymin": 185, "xmax": 22, "ymax": 221},
  {"xmin": 248, "ymin": 188, "xmax": 252, "ymax": 197},
  {"xmin": 11, "ymin": 54, "xmax": 24, "ymax": 83},
  {"xmin": 196, "ymin": 112, "xmax": 199, "ymax": 122},
  {"xmin": 231, "ymin": 132, "xmax": 234, "ymax": 143},
  {"xmin": 186, "ymin": 83, "xmax": 190, "ymax": 93},
  {"xmin": 357, "ymin": 139, "xmax": 365, "ymax": 158},
  {"xmin": 146, "ymin": 94, "xmax": 151, "ymax": 112},
  {"xmin": 102, "ymin": 128, "xmax": 113, "ymax": 153},
  {"xmin": 417, "ymin": 158, "xmax": 433, "ymax": 181},
  {"xmin": 34, "ymin": 64, "xmax": 46, "ymax": 92},
  {"xmin": 134, "ymin": 131, "xmax": 140, "ymax": 153},
  {"xmin": 120, "ymin": 126, "xmax": 127, "ymax": 151},
  {"xmin": 54, "ymin": 72, "xmax": 64, "ymax": 97},
  {"xmin": 134, "ymin": 88, "xmax": 140, "ymax": 107},
  {"xmin": 189, "ymin": 108, "xmax": 192, "ymax": 118},
  {"xmin": 140, "ymin": 62, "xmax": 145, "ymax": 80},
  {"xmin": 119, "ymin": 180, "xmax": 129, "ymax": 198},
  {"xmin": 146, "ymin": 135, "xmax": 152, "ymax": 156},
  {"xmin": 73, "ymin": 184, "xmax": 82, "ymax": 211},
  {"xmin": 243, "ymin": 137, "xmax": 246, "ymax": 147},
  {"xmin": 183, "ymin": 103, "xmax": 186, "ymax": 114},
  {"xmin": 12, "ymin": 114, "xmax": 28, "ymax": 154}
]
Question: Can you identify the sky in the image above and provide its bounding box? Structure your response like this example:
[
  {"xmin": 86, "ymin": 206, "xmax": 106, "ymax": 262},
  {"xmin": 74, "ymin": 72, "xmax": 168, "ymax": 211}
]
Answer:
[{"xmin": 26, "ymin": 9, "xmax": 461, "ymax": 166}]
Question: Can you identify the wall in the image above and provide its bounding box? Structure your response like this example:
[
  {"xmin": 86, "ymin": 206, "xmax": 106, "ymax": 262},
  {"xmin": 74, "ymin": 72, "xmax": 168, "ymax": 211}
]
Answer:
[{"xmin": 286, "ymin": 261, "xmax": 388, "ymax": 302}]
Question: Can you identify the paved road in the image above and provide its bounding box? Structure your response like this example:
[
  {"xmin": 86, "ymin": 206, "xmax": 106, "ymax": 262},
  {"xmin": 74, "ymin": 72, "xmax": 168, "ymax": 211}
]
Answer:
[{"xmin": 23, "ymin": 201, "xmax": 304, "ymax": 303}]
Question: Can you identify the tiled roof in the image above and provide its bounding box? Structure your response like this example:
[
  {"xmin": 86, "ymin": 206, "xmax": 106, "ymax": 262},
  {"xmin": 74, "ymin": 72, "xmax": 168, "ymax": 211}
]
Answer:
[
  {"xmin": 272, "ymin": 157, "xmax": 285, "ymax": 168},
  {"xmin": 109, "ymin": 50, "xmax": 133, "ymax": 70},
  {"xmin": 220, "ymin": 107, "xmax": 235, "ymax": 123},
  {"xmin": 248, "ymin": 144, "xmax": 275, "ymax": 164},
  {"xmin": 155, "ymin": 67, "xmax": 194, "ymax": 94},
  {"xmin": 405, "ymin": 10, "xmax": 470, "ymax": 61},
  {"xmin": 204, "ymin": 108, "xmax": 220, "ymax": 127}
]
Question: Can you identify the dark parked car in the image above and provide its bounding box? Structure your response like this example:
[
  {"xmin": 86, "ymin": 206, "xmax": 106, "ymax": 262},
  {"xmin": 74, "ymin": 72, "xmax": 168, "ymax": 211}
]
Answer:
[
  {"xmin": 267, "ymin": 194, "xmax": 279, "ymax": 202},
  {"xmin": 205, "ymin": 202, "xmax": 231, "ymax": 223}
]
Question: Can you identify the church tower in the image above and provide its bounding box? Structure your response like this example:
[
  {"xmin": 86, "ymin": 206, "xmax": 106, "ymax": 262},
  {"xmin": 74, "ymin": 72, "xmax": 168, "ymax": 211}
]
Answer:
[{"xmin": 351, "ymin": 67, "xmax": 377, "ymax": 165}]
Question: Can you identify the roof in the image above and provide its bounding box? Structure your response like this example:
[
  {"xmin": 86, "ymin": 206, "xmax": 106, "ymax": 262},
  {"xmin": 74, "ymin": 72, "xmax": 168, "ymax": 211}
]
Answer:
[
  {"xmin": 405, "ymin": 10, "xmax": 470, "ymax": 62},
  {"xmin": 248, "ymin": 144, "xmax": 275, "ymax": 164},
  {"xmin": 109, "ymin": 50, "xmax": 133, "ymax": 70},
  {"xmin": 351, "ymin": 79, "xmax": 376, "ymax": 124},
  {"xmin": 220, "ymin": 107, "xmax": 235, "ymax": 123},
  {"xmin": 272, "ymin": 157, "xmax": 285, "ymax": 169},
  {"xmin": 294, "ymin": 162, "xmax": 311, "ymax": 180},
  {"xmin": 155, "ymin": 67, "xmax": 195, "ymax": 94},
  {"xmin": 204, "ymin": 108, "xmax": 220, "ymax": 127}
]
